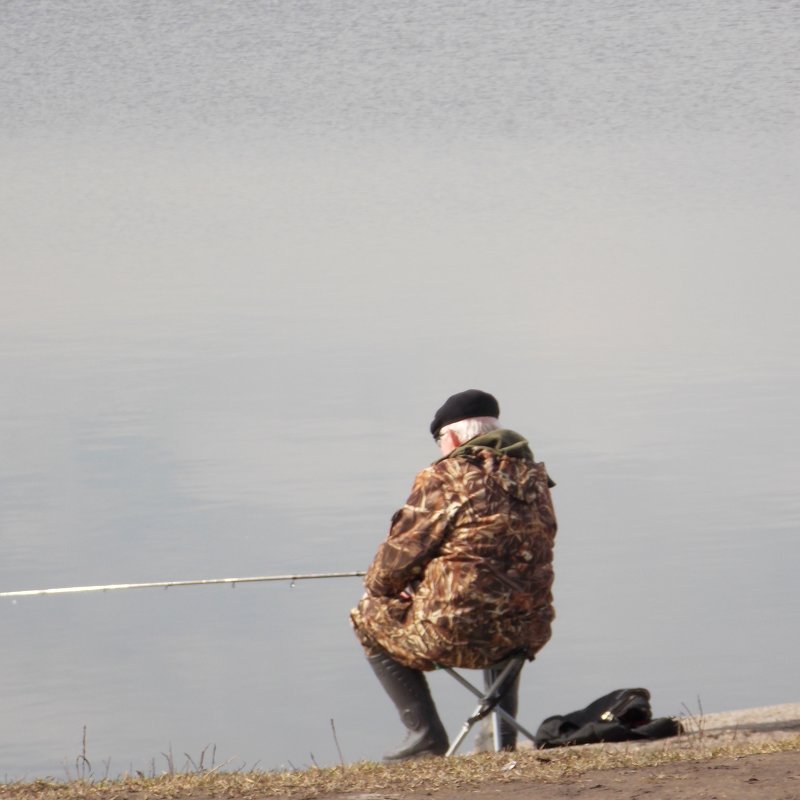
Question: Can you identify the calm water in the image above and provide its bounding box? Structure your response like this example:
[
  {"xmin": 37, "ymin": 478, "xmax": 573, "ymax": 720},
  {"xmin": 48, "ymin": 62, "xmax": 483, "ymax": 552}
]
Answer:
[{"xmin": 1, "ymin": 0, "xmax": 799, "ymax": 780}]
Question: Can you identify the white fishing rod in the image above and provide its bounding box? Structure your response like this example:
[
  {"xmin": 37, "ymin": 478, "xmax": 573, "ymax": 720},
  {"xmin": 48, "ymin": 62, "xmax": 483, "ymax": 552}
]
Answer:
[{"xmin": 0, "ymin": 571, "xmax": 366, "ymax": 599}]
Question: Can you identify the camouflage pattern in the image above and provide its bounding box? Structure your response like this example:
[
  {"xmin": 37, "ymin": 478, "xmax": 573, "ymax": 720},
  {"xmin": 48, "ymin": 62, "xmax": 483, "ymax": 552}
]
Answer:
[{"xmin": 350, "ymin": 429, "xmax": 557, "ymax": 671}]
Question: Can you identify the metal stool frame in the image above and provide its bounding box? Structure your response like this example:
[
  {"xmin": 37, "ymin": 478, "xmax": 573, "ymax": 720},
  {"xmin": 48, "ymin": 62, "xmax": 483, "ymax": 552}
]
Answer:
[{"xmin": 440, "ymin": 652, "xmax": 537, "ymax": 756}]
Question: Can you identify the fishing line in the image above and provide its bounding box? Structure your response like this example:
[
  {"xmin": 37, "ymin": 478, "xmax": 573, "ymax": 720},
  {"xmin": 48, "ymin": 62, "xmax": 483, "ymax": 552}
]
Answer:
[{"xmin": 0, "ymin": 571, "xmax": 366, "ymax": 599}]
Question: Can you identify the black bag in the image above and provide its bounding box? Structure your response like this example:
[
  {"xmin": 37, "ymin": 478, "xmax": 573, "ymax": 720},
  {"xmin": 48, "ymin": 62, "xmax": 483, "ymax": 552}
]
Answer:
[{"xmin": 534, "ymin": 688, "xmax": 683, "ymax": 749}]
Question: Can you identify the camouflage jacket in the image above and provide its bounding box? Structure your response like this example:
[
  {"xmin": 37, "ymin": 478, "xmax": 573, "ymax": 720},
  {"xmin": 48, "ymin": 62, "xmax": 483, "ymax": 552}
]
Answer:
[{"xmin": 351, "ymin": 429, "xmax": 557, "ymax": 670}]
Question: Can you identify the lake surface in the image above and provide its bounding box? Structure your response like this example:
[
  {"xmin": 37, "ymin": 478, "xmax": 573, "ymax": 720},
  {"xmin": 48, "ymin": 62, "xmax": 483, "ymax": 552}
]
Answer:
[{"xmin": 1, "ymin": 0, "xmax": 799, "ymax": 780}]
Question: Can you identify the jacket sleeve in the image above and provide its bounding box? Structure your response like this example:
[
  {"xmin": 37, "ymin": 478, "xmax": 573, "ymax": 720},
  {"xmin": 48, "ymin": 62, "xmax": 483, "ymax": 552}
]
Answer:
[{"xmin": 364, "ymin": 467, "xmax": 453, "ymax": 597}]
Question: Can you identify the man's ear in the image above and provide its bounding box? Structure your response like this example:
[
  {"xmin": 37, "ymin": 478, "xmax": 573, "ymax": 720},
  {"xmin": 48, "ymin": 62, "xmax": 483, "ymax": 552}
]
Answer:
[{"xmin": 441, "ymin": 429, "xmax": 460, "ymax": 453}]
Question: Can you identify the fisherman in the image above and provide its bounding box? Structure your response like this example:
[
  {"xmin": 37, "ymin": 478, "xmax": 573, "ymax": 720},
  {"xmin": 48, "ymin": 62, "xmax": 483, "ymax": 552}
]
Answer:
[{"xmin": 350, "ymin": 389, "xmax": 557, "ymax": 760}]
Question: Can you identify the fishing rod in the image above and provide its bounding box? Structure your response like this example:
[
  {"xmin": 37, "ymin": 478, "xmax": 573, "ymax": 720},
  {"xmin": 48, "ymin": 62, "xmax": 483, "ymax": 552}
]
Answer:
[{"xmin": 0, "ymin": 571, "xmax": 366, "ymax": 599}]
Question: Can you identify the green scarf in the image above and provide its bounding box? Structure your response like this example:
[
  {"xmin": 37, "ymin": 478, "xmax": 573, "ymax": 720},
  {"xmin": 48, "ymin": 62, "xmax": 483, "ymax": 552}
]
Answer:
[{"xmin": 450, "ymin": 428, "xmax": 534, "ymax": 461}]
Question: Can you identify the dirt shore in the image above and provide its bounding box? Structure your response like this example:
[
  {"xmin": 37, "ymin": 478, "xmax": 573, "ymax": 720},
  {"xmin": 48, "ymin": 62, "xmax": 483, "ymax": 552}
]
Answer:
[
  {"xmin": 4, "ymin": 705, "xmax": 798, "ymax": 800},
  {"xmin": 324, "ymin": 704, "xmax": 800, "ymax": 800},
  {"xmin": 400, "ymin": 749, "xmax": 800, "ymax": 800}
]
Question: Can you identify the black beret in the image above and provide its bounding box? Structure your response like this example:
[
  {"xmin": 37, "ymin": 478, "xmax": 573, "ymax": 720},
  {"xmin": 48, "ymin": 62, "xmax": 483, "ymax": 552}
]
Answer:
[{"xmin": 430, "ymin": 389, "xmax": 500, "ymax": 439}]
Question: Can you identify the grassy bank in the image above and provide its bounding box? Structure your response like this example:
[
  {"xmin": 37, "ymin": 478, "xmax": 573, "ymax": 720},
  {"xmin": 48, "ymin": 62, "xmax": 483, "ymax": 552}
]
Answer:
[{"xmin": 3, "ymin": 733, "xmax": 800, "ymax": 800}]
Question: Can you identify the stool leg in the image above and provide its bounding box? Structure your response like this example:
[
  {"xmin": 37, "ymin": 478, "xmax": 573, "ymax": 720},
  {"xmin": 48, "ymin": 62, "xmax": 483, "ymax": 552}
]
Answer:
[
  {"xmin": 441, "ymin": 658, "xmax": 537, "ymax": 755},
  {"xmin": 484, "ymin": 665, "xmax": 521, "ymax": 751}
]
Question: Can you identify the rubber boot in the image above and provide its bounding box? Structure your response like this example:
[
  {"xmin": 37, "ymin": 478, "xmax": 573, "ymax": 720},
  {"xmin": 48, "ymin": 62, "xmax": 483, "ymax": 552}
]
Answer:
[
  {"xmin": 367, "ymin": 650, "xmax": 449, "ymax": 761},
  {"xmin": 483, "ymin": 665, "xmax": 521, "ymax": 751}
]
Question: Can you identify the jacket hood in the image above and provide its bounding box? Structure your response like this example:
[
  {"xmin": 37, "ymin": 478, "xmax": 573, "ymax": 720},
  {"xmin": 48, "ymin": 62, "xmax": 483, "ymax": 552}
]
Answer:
[
  {"xmin": 447, "ymin": 428, "xmax": 551, "ymax": 502},
  {"xmin": 454, "ymin": 428, "xmax": 535, "ymax": 460}
]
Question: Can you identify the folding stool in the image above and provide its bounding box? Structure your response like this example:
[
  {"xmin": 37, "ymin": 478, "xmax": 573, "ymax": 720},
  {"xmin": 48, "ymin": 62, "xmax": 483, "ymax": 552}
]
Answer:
[{"xmin": 439, "ymin": 651, "xmax": 537, "ymax": 756}]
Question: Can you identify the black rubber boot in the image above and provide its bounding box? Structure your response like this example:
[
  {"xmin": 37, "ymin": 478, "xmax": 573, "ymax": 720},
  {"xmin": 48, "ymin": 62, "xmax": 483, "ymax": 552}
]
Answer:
[
  {"xmin": 483, "ymin": 665, "xmax": 521, "ymax": 751},
  {"xmin": 367, "ymin": 650, "xmax": 449, "ymax": 761}
]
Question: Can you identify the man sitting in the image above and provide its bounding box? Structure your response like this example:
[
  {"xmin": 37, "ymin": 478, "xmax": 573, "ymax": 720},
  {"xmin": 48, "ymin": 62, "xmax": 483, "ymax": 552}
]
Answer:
[{"xmin": 351, "ymin": 389, "xmax": 558, "ymax": 760}]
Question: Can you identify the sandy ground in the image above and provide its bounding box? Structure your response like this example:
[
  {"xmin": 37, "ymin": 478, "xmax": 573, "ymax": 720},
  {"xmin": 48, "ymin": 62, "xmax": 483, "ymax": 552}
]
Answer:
[
  {"xmin": 408, "ymin": 750, "xmax": 800, "ymax": 800},
  {"xmin": 330, "ymin": 704, "xmax": 800, "ymax": 800}
]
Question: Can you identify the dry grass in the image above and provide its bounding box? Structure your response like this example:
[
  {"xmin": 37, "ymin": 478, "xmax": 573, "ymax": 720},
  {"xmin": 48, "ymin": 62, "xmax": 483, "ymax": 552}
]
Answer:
[{"xmin": 2, "ymin": 733, "xmax": 800, "ymax": 800}]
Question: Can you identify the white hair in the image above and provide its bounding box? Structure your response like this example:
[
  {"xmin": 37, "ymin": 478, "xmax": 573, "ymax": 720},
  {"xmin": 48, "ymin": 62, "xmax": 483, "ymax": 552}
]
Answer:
[{"xmin": 440, "ymin": 416, "xmax": 501, "ymax": 443}]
